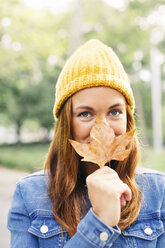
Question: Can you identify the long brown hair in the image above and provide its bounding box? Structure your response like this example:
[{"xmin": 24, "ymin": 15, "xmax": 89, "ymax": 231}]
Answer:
[{"xmin": 44, "ymin": 98, "xmax": 142, "ymax": 236}]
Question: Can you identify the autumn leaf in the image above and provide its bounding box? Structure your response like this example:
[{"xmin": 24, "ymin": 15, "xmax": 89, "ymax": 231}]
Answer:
[{"xmin": 69, "ymin": 115, "xmax": 135, "ymax": 168}]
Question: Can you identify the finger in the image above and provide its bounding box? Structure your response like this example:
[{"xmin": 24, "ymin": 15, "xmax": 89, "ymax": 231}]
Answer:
[
  {"xmin": 121, "ymin": 183, "xmax": 132, "ymax": 201},
  {"xmin": 120, "ymin": 195, "xmax": 126, "ymax": 207},
  {"xmin": 93, "ymin": 166, "xmax": 118, "ymax": 176}
]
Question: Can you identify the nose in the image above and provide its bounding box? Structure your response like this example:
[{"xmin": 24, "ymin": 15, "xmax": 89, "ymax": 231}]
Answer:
[{"xmin": 94, "ymin": 113, "xmax": 109, "ymax": 127}]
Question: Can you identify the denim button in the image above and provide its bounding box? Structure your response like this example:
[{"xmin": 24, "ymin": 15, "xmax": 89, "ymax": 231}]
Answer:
[
  {"xmin": 144, "ymin": 227, "xmax": 153, "ymax": 235},
  {"xmin": 40, "ymin": 225, "xmax": 48, "ymax": 234},
  {"xmin": 100, "ymin": 231, "xmax": 109, "ymax": 241}
]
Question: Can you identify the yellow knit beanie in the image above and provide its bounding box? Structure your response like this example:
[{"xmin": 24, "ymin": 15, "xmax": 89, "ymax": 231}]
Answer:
[{"xmin": 54, "ymin": 39, "xmax": 134, "ymax": 118}]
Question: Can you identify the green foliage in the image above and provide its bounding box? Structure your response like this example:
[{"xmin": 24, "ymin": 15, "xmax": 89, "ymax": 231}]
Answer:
[
  {"xmin": 0, "ymin": 143, "xmax": 50, "ymax": 172},
  {"xmin": 141, "ymin": 147, "xmax": 165, "ymax": 173},
  {"xmin": 0, "ymin": 0, "xmax": 70, "ymax": 137}
]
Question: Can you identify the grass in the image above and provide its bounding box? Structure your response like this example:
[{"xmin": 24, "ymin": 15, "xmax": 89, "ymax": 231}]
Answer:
[
  {"xmin": 0, "ymin": 142, "xmax": 50, "ymax": 172},
  {"xmin": 140, "ymin": 146, "xmax": 165, "ymax": 173},
  {"xmin": 0, "ymin": 143, "xmax": 165, "ymax": 173}
]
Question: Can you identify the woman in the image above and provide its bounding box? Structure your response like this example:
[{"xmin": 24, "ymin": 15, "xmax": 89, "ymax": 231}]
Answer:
[{"xmin": 8, "ymin": 39, "xmax": 165, "ymax": 247}]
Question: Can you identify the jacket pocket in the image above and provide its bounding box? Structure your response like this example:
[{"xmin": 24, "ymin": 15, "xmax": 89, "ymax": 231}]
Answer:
[
  {"xmin": 28, "ymin": 211, "xmax": 69, "ymax": 247},
  {"xmin": 122, "ymin": 217, "xmax": 164, "ymax": 241}
]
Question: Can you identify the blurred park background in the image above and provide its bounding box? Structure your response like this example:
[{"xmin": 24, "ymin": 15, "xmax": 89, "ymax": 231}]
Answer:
[{"xmin": 0, "ymin": 0, "xmax": 165, "ymax": 173}]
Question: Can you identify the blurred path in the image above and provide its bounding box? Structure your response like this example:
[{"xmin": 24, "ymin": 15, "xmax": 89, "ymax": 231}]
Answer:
[{"xmin": 0, "ymin": 167, "xmax": 28, "ymax": 248}]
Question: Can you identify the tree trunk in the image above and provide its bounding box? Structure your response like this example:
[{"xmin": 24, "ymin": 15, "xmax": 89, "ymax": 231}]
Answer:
[
  {"xmin": 132, "ymin": 84, "xmax": 148, "ymax": 146},
  {"xmin": 68, "ymin": 0, "xmax": 84, "ymax": 56},
  {"xmin": 16, "ymin": 121, "xmax": 22, "ymax": 143}
]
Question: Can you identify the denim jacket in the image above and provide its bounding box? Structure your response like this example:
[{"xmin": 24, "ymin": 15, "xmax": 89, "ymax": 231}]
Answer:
[{"xmin": 7, "ymin": 167, "xmax": 165, "ymax": 248}]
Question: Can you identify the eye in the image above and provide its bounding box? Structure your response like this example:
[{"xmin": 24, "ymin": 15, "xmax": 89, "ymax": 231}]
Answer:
[
  {"xmin": 110, "ymin": 109, "xmax": 122, "ymax": 117},
  {"xmin": 78, "ymin": 111, "xmax": 91, "ymax": 118}
]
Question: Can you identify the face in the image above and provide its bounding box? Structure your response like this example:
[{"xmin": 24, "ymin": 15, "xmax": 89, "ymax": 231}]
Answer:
[{"xmin": 71, "ymin": 87, "xmax": 127, "ymax": 143}]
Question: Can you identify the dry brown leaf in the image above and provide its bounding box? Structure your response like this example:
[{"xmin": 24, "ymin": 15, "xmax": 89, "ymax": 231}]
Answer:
[{"xmin": 69, "ymin": 115, "xmax": 135, "ymax": 168}]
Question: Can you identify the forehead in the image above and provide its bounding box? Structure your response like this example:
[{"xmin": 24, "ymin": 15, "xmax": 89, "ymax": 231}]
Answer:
[{"xmin": 71, "ymin": 86, "xmax": 126, "ymax": 107}]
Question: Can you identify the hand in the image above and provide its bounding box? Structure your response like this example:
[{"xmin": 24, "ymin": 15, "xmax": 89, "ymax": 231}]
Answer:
[{"xmin": 86, "ymin": 166, "xmax": 132, "ymax": 227}]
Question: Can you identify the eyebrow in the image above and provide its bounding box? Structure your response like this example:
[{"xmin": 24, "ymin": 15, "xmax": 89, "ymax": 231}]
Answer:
[
  {"xmin": 75, "ymin": 106, "xmax": 94, "ymax": 110},
  {"xmin": 108, "ymin": 103, "xmax": 125, "ymax": 109},
  {"xmin": 75, "ymin": 103, "xmax": 125, "ymax": 110}
]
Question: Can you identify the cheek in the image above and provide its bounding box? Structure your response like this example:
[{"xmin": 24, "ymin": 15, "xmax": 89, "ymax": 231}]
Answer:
[
  {"xmin": 109, "ymin": 118, "xmax": 127, "ymax": 136},
  {"xmin": 71, "ymin": 119, "xmax": 92, "ymax": 142}
]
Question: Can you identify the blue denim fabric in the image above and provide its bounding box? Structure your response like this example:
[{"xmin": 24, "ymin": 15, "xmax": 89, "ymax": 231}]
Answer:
[{"xmin": 7, "ymin": 168, "xmax": 165, "ymax": 248}]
